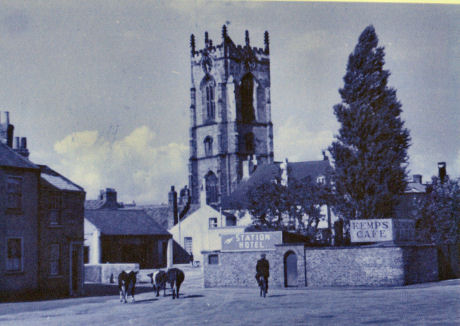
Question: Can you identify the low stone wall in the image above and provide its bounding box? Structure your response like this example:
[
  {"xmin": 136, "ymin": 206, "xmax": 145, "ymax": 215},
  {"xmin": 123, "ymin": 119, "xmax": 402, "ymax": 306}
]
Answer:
[
  {"xmin": 85, "ymin": 263, "xmax": 139, "ymax": 283},
  {"xmin": 203, "ymin": 245, "xmax": 305, "ymax": 288},
  {"xmin": 202, "ymin": 244, "xmax": 438, "ymax": 288},
  {"xmin": 203, "ymin": 250, "xmax": 274, "ymax": 288},
  {"xmin": 305, "ymin": 245, "xmax": 438, "ymax": 287}
]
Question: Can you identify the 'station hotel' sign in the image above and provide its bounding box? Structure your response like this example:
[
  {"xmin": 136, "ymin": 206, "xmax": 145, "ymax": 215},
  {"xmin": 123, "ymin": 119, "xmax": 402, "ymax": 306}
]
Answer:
[{"xmin": 221, "ymin": 232, "xmax": 283, "ymax": 252}]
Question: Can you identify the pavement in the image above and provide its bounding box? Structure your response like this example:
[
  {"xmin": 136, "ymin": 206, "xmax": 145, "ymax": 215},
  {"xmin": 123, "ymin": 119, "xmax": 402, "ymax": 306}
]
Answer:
[{"xmin": 0, "ymin": 265, "xmax": 458, "ymax": 326}]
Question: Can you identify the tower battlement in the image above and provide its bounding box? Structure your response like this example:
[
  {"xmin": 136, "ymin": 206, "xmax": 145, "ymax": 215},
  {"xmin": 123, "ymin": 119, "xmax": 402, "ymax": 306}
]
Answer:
[{"xmin": 190, "ymin": 25, "xmax": 270, "ymax": 62}]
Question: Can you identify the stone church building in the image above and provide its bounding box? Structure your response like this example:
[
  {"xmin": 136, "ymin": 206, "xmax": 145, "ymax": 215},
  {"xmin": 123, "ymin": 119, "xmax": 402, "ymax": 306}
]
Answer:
[{"xmin": 188, "ymin": 26, "xmax": 274, "ymax": 206}]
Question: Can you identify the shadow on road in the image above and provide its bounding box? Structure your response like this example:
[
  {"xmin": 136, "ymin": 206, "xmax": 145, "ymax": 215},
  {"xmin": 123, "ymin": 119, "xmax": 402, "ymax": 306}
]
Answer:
[
  {"xmin": 133, "ymin": 298, "xmax": 159, "ymax": 304},
  {"xmin": 82, "ymin": 283, "xmax": 154, "ymax": 298},
  {"xmin": 181, "ymin": 294, "xmax": 204, "ymax": 299}
]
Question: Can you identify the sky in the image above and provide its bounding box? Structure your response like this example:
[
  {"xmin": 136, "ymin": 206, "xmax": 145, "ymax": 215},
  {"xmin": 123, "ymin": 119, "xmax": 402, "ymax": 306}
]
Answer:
[{"xmin": 0, "ymin": 1, "xmax": 458, "ymax": 204}]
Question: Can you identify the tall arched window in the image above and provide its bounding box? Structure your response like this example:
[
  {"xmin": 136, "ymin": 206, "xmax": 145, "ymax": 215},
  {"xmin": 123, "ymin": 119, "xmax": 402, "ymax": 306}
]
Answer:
[
  {"xmin": 204, "ymin": 136, "xmax": 213, "ymax": 156},
  {"xmin": 201, "ymin": 77, "xmax": 216, "ymax": 122},
  {"xmin": 205, "ymin": 172, "xmax": 218, "ymax": 204},
  {"xmin": 240, "ymin": 74, "xmax": 255, "ymax": 123},
  {"xmin": 244, "ymin": 132, "xmax": 255, "ymax": 153}
]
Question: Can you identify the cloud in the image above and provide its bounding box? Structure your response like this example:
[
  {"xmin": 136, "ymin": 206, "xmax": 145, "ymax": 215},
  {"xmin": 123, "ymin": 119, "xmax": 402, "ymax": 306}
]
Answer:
[
  {"xmin": 275, "ymin": 116, "xmax": 334, "ymax": 162},
  {"xmin": 52, "ymin": 126, "xmax": 188, "ymax": 204}
]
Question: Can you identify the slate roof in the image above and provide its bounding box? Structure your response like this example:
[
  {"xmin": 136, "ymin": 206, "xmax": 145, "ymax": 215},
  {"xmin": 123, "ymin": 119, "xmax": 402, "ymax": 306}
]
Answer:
[
  {"xmin": 39, "ymin": 165, "xmax": 84, "ymax": 192},
  {"xmin": 142, "ymin": 204, "xmax": 171, "ymax": 230},
  {"xmin": 141, "ymin": 203, "xmax": 201, "ymax": 230},
  {"xmin": 85, "ymin": 200, "xmax": 106, "ymax": 210},
  {"xmin": 85, "ymin": 209, "xmax": 171, "ymax": 236},
  {"xmin": 85, "ymin": 198, "xmax": 123, "ymax": 209},
  {"xmin": 405, "ymin": 181, "xmax": 427, "ymax": 194},
  {"xmin": 222, "ymin": 160, "xmax": 332, "ymax": 209},
  {"xmin": 0, "ymin": 142, "xmax": 38, "ymax": 170},
  {"xmin": 287, "ymin": 160, "xmax": 332, "ymax": 182}
]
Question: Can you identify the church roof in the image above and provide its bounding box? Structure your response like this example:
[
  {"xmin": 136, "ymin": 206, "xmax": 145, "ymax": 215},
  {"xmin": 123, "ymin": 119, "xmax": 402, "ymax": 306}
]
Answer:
[
  {"xmin": 287, "ymin": 160, "xmax": 332, "ymax": 182},
  {"xmin": 222, "ymin": 160, "xmax": 332, "ymax": 210},
  {"xmin": 85, "ymin": 209, "xmax": 171, "ymax": 236}
]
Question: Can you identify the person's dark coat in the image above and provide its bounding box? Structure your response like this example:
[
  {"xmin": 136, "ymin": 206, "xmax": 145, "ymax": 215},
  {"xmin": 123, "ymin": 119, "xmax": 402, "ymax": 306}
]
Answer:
[{"xmin": 256, "ymin": 258, "xmax": 270, "ymax": 278}]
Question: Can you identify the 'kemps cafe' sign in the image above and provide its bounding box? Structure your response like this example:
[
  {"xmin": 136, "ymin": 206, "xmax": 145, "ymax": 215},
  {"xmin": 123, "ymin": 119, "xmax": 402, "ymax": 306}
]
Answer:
[
  {"xmin": 221, "ymin": 232, "xmax": 282, "ymax": 252},
  {"xmin": 350, "ymin": 219, "xmax": 415, "ymax": 243}
]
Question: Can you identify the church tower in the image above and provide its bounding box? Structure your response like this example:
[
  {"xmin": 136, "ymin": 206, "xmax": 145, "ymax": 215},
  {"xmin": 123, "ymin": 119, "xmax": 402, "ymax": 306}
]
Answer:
[{"xmin": 188, "ymin": 26, "xmax": 274, "ymax": 205}]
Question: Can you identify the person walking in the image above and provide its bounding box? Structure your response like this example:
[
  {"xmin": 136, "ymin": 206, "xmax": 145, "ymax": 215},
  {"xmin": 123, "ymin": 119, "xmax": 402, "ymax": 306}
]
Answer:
[{"xmin": 255, "ymin": 253, "xmax": 270, "ymax": 293}]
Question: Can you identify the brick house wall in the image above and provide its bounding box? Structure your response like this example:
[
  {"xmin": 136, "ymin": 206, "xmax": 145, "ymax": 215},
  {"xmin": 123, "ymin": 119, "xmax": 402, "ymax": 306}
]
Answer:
[
  {"xmin": 0, "ymin": 167, "xmax": 40, "ymax": 298},
  {"xmin": 38, "ymin": 184, "xmax": 85, "ymax": 297}
]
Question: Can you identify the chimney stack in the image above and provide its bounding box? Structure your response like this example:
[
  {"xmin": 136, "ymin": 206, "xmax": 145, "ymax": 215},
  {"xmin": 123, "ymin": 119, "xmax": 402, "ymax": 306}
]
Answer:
[
  {"xmin": 100, "ymin": 188, "xmax": 118, "ymax": 209},
  {"xmin": 438, "ymin": 162, "xmax": 447, "ymax": 183},
  {"xmin": 168, "ymin": 186, "xmax": 178, "ymax": 226},
  {"xmin": 413, "ymin": 174, "xmax": 422, "ymax": 184},
  {"xmin": 0, "ymin": 111, "xmax": 14, "ymax": 147},
  {"xmin": 13, "ymin": 136, "xmax": 29, "ymax": 158}
]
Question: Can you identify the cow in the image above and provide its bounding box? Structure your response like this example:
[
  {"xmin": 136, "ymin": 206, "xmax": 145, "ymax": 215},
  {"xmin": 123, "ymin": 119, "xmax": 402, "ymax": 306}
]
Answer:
[
  {"xmin": 147, "ymin": 270, "xmax": 167, "ymax": 297},
  {"xmin": 166, "ymin": 268, "xmax": 185, "ymax": 299},
  {"xmin": 118, "ymin": 270, "xmax": 138, "ymax": 303}
]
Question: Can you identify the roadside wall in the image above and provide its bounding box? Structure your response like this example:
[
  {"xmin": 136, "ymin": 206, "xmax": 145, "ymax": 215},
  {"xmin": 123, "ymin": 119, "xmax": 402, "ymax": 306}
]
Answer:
[
  {"xmin": 305, "ymin": 245, "xmax": 437, "ymax": 287},
  {"xmin": 202, "ymin": 244, "xmax": 438, "ymax": 288},
  {"xmin": 85, "ymin": 263, "xmax": 139, "ymax": 283}
]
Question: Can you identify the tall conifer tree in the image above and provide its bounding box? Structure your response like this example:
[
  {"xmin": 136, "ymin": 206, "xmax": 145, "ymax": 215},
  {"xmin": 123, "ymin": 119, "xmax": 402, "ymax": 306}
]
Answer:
[{"xmin": 329, "ymin": 25, "xmax": 411, "ymax": 220}]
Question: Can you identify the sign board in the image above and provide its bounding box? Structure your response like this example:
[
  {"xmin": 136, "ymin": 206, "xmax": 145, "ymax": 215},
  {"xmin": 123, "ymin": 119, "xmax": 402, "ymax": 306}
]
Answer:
[
  {"xmin": 350, "ymin": 219, "xmax": 415, "ymax": 243},
  {"xmin": 221, "ymin": 231, "xmax": 283, "ymax": 252}
]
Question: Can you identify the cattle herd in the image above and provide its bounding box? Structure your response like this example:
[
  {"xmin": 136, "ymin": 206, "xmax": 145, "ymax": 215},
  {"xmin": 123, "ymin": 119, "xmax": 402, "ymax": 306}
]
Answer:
[{"xmin": 118, "ymin": 268, "xmax": 185, "ymax": 303}]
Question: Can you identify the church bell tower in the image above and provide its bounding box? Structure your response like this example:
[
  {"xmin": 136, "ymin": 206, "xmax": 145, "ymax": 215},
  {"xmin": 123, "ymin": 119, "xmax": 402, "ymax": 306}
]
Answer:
[{"xmin": 188, "ymin": 25, "xmax": 274, "ymax": 205}]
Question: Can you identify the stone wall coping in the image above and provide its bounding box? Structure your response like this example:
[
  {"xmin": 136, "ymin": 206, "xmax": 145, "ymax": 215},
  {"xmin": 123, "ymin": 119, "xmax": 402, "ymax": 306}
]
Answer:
[{"xmin": 304, "ymin": 243, "xmax": 436, "ymax": 251}]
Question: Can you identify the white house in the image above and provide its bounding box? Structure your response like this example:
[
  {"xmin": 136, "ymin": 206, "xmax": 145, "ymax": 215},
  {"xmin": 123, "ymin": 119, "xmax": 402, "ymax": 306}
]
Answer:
[{"xmin": 168, "ymin": 186, "xmax": 245, "ymax": 265}]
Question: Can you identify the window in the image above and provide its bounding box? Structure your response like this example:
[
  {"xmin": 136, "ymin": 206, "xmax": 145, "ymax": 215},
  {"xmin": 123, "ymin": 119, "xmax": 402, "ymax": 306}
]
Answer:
[
  {"xmin": 226, "ymin": 215, "xmax": 237, "ymax": 226},
  {"xmin": 201, "ymin": 78, "xmax": 216, "ymax": 122},
  {"xmin": 209, "ymin": 217, "xmax": 218, "ymax": 228},
  {"xmin": 240, "ymin": 74, "xmax": 255, "ymax": 123},
  {"xmin": 244, "ymin": 133, "xmax": 255, "ymax": 153},
  {"xmin": 184, "ymin": 237, "xmax": 193, "ymax": 255},
  {"xmin": 49, "ymin": 244, "xmax": 61, "ymax": 276},
  {"xmin": 205, "ymin": 172, "xmax": 219, "ymax": 204},
  {"xmin": 48, "ymin": 191, "xmax": 62, "ymax": 225},
  {"xmin": 208, "ymin": 254, "xmax": 219, "ymax": 265},
  {"xmin": 205, "ymin": 84, "xmax": 216, "ymax": 121},
  {"xmin": 6, "ymin": 238, "xmax": 22, "ymax": 272},
  {"xmin": 6, "ymin": 176, "xmax": 22, "ymax": 210},
  {"xmin": 83, "ymin": 246, "xmax": 90, "ymax": 264},
  {"xmin": 204, "ymin": 136, "xmax": 213, "ymax": 157}
]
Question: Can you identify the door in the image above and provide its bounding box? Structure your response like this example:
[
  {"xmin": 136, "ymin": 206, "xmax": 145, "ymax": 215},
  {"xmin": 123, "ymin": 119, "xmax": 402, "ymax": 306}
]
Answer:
[
  {"xmin": 70, "ymin": 244, "xmax": 82, "ymax": 295},
  {"xmin": 284, "ymin": 251, "xmax": 298, "ymax": 287}
]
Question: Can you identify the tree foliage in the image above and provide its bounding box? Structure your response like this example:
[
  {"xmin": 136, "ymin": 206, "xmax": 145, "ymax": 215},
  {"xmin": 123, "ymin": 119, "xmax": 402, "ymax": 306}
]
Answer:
[
  {"xmin": 247, "ymin": 177, "xmax": 333, "ymax": 237},
  {"xmin": 329, "ymin": 25, "xmax": 411, "ymax": 220},
  {"xmin": 416, "ymin": 176, "xmax": 460, "ymax": 244}
]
